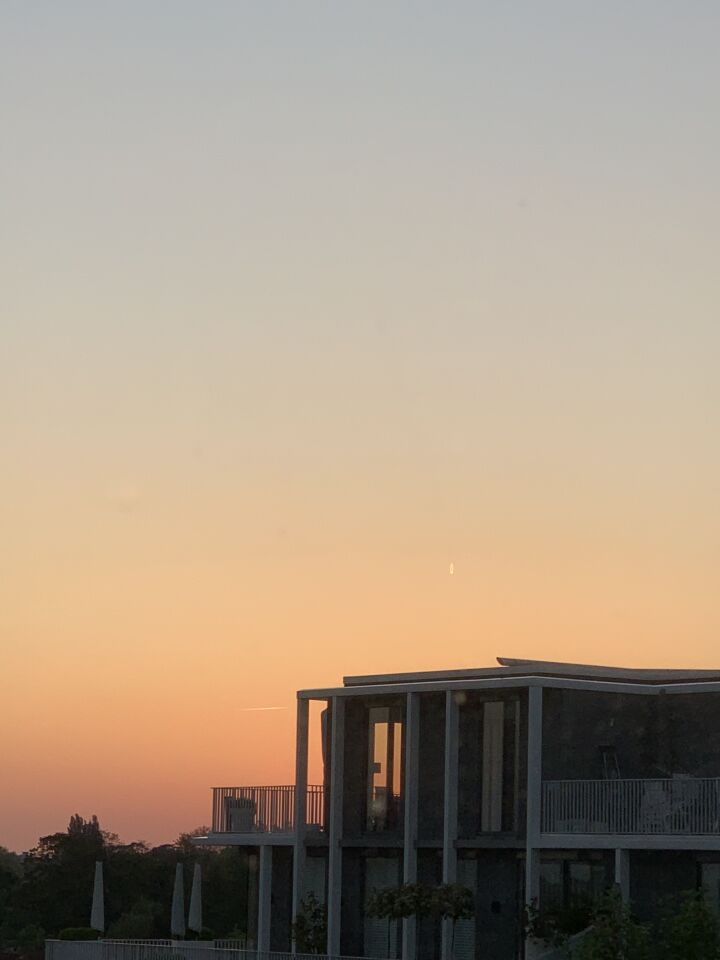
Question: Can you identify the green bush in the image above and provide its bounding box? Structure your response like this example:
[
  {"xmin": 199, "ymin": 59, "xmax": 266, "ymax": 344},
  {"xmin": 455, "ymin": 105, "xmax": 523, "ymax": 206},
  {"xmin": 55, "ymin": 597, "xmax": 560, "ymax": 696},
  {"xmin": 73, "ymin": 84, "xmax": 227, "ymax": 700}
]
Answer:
[
  {"xmin": 292, "ymin": 893, "xmax": 327, "ymax": 953},
  {"xmin": 525, "ymin": 896, "xmax": 594, "ymax": 947},
  {"xmin": 575, "ymin": 890, "xmax": 651, "ymax": 960},
  {"xmin": 15, "ymin": 925, "xmax": 46, "ymax": 949},
  {"xmin": 58, "ymin": 928, "xmax": 101, "ymax": 941},
  {"xmin": 107, "ymin": 912, "xmax": 155, "ymax": 939},
  {"xmin": 654, "ymin": 891, "xmax": 720, "ymax": 960}
]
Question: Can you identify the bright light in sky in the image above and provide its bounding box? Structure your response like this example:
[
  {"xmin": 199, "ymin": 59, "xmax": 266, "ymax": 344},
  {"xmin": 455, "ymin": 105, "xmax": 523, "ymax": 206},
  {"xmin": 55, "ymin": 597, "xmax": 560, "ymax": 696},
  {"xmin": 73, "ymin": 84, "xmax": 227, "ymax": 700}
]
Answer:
[{"xmin": 2, "ymin": 0, "xmax": 720, "ymax": 852}]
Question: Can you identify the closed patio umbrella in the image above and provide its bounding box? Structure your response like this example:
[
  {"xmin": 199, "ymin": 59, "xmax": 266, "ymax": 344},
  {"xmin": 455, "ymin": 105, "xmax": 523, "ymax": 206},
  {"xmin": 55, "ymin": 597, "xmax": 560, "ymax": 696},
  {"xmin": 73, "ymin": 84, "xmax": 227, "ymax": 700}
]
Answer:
[
  {"xmin": 171, "ymin": 863, "xmax": 186, "ymax": 938},
  {"xmin": 90, "ymin": 861, "xmax": 104, "ymax": 932},
  {"xmin": 188, "ymin": 864, "xmax": 202, "ymax": 934}
]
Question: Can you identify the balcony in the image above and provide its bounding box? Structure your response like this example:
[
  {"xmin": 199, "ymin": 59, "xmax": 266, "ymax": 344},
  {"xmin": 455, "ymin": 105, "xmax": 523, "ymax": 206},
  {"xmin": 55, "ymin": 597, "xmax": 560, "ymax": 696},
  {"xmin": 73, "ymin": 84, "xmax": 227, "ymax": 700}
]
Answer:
[
  {"xmin": 211, "ymin": 785, "xmax": 325, "ymax": 834},
  {"xmin": 542, "ymin": 778, "xmax": 720, "ymax": 835}
]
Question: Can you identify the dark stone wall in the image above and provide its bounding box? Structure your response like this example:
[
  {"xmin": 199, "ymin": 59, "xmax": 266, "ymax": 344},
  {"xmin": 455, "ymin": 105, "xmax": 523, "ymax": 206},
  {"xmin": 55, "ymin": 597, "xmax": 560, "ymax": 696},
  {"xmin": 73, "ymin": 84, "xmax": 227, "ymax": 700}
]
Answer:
[
  {"xmin": 418, "ymin": 693, "xmax": 446, "ymax": 843},
  {"xmin": 343, "ymin": 698, "xmax": 370, "ymax": 837},
  {"xmin": 417, "ymin": 849, "xmax": 443, "ymax": 960},
  {"xmin": 458, "ymin": 699, "xmax": 482, "ymax": 837},
  {"xmin": 270, "ymin": 846, "xmax": 293, "ymax": 951},
  {"xmin": 542, "ymin": 689, "xmax": 655, "ymax": 780},
  {"xmin": 340, "ymin": 849, "xmax": 364, "ymax": 958},
  {"xmin": 473, "ymin": 850, "xmax": 522, "ymax": 960},
  {"xmin": 655, "ymin": 693, "xmax": 720, "ymax": 777},
  {"xmin": 542, "ymin": 690, "xmax": 720, "ymax": 780}
]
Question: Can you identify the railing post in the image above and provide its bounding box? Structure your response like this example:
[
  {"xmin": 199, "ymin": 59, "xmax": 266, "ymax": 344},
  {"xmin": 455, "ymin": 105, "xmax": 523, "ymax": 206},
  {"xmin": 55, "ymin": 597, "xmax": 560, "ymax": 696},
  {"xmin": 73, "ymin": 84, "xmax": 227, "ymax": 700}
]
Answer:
[
  {"xmin": 292, "ymin": 697, "xmax": 309, "ymax": 950},
  {"xmin": 402, "ymin": 691, "xmax": 420, "ymax": 960},
  {"xmin": 441, "ymin": 690, "xmax": 459, "ymax": 960},
  {"xmin": 327, "ymin": 696, "xmax": 345, "ymax": 957}
]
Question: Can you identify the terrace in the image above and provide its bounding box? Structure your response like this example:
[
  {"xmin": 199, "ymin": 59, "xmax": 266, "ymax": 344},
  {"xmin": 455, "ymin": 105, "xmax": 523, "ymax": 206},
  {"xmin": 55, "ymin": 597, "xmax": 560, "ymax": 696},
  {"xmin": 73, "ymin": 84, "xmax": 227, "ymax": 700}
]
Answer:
[
  {"xmin": 542, "ymin": 777, "xmax": 720, "ymax": 836},
  {"xmin": 210, "ymin": 786, "xmax": 325, "ymax": 835}
]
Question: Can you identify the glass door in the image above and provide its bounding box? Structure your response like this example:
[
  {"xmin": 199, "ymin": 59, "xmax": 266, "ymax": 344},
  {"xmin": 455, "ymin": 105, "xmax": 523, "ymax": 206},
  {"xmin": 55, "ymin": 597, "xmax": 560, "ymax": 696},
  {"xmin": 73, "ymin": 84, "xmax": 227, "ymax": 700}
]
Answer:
[{"xmin": 367, "ymin": 706, "xmax": 403, "ymax": 831}]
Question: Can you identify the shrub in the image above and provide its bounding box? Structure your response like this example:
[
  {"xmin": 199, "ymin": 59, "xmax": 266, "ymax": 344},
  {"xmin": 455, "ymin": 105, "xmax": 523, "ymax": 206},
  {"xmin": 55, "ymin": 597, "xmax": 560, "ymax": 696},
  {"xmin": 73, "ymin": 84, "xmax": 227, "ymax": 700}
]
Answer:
[
  {"xmin": 58, "ymin": 928, "xmax": 101, "ymax": 941},
  {"xmin": 525, "ymin": 896, "xmax": 594, "ymax": 948},
  {"xmin": 575, "ymin": 889, "xmax": 651, "ymax": 960},
  {"xmin": 654, "ymin": 891, "xmax": 720, "ymax": 960},
  {"xmin": 15, "ymin": 926, "xmax": 46, "ymax": 950},
  {"xmin": 107, "ymin": 912, "xmax": 155, "ymax": 939},
  {"xmin": 292, "ymin": 893, "xmax": 327, "ymax": 954}
]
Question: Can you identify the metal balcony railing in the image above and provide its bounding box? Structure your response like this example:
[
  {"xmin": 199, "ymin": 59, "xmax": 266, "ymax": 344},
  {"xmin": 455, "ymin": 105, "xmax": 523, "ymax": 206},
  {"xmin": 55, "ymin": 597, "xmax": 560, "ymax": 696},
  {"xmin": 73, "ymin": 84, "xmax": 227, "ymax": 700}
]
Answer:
[
  {"xmin": 542, "ymin": 777, "xmax": 720, "ymax": 835},
  {"xmin": 46, "ymin": 942, "xmax": 367, "ymax": 960},
  {"xmin": 211, "ymin": 785, "xmax": 325, "ymax": 834}
]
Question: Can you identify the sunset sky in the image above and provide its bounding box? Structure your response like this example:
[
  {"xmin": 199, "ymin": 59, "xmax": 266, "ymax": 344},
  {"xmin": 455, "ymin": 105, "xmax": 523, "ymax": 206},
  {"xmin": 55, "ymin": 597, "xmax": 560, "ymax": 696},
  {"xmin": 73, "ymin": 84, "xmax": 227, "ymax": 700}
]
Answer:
[{"xmin": 2, "ymin": 2, "xmax": 719, "ymax": 853}]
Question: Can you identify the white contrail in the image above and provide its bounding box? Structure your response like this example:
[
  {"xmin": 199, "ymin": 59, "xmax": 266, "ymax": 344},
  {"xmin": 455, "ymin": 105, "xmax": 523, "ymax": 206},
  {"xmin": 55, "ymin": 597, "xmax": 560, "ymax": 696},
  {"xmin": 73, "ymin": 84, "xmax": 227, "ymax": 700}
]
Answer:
[{"xmin": 239, "ymin": 706, "xmax": 288, "ymax": 712}]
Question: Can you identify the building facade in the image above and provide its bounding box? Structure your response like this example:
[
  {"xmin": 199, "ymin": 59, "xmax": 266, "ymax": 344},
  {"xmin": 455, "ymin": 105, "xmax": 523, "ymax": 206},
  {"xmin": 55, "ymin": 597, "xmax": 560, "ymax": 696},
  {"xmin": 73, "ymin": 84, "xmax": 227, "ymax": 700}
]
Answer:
[{"xmin": 195, "ymin": 658, "xmax": 720, "ymax": 959}]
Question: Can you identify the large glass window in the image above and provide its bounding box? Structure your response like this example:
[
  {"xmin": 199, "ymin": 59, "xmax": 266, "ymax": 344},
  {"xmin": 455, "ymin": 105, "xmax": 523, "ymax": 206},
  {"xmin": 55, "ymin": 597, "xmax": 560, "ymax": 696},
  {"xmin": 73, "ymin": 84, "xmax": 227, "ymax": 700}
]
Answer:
[
  {"xmin": 481, "ymin": 701, "xmax": 505, "ymax": 832},
  {"xmin": 367, "ymin": 706, "xmax": 403, "ymax": 831},
  {"xmin": 540, "ymin": 861, "xmax": 564, "ymax": 911},
  {"xmin": 540, "ymin": 858, "xmax": 609, "ymax": 913},
  {"xmin": 568, "ymin": 861, "xmax": 607, "ymax": 903},
  {"xmin": 702, "ymin": 863, "xmax": 720, "ymax": 914}
]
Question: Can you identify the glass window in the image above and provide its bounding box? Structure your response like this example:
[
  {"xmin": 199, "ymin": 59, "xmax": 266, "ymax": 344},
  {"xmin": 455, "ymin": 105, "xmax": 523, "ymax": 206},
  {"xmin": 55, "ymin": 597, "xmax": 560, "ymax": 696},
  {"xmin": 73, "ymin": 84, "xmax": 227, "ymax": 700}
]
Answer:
[
  {"xmin": 367, "ymin": 706, "xmax": 403, "ymax": 831},
  {"xmin": 702, "ymin": 864, "xmax": 720, "ymax": 914},
  {"xmin": 568, "ymin": 861, "xmax": 607, "ymax": 903},
  {"xmin": 540, "ymin": 861, "xmax": 564, "ymax": 910}
]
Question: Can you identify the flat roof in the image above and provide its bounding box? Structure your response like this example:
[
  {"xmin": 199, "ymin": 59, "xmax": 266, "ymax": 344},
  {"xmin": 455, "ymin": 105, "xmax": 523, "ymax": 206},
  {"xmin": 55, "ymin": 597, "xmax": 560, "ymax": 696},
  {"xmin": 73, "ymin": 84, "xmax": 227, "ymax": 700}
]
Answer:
[{"xmin": 342, "ymin": 657, "xmax": 720, "ymax": 687}]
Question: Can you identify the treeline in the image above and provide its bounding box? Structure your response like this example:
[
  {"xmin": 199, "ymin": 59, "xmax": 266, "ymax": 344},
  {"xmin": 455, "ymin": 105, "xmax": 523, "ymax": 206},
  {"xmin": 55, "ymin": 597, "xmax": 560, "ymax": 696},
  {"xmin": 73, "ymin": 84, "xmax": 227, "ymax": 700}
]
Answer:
[{"xmin": 0, "ymin": 816, "xmax": 250, "ymax": 955}]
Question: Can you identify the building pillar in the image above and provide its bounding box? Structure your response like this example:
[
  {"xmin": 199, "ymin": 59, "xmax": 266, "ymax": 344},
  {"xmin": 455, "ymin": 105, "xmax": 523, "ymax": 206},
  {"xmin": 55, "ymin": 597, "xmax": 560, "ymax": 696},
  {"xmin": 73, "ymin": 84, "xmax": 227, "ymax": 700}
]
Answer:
[
  {"xmin": 257, "ymin": 845, "xmax": 272, "ymax": 956},
  {"xmin": 402, "ymin": 692, "xmax": 420, "ymax": 960},
  {"xmin": 525, "ymin": 685, "xmax": 543, "ymax": 908},
  {"xmin": 615, "ymin": 849, "xmax": 630, "ymax": 904},
  {"xmin": 292, "ymin": 696, "xmax": 309, "ymax": 949},
  {"xmin": 441, "ymin": 690, "xmax": 460, "ymax": 960},
  {"xmin": 327, "ymin": 696, "xmax": 345, "ymax": 957}
]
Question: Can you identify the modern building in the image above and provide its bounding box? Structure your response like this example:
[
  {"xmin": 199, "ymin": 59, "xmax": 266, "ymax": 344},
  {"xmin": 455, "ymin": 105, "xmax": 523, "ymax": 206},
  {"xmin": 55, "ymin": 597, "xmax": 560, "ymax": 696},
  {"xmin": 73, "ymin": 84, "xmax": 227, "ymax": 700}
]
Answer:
[{"xmin": 195, "ymin": 658, "xmax": 720, "ymax": 959}]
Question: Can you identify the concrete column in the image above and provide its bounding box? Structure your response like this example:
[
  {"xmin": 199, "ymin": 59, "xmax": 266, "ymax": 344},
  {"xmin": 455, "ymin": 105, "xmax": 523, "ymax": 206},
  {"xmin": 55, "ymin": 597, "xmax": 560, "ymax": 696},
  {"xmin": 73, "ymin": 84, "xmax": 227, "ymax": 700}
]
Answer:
[
  {"xmin": 327, "ymin": 696, "xmax": 345, "ymax": 957},
  {"xmin": 615, "ymin": 849, "xmax": 630, "ymax": 904},
  {"xmin": 402, "ymin": 692, "xmax": 420, "ymax": 960},
  {"xmin": 257, "ymin": 845, "xmax": 273, "ymax": 956},
  {"xmin": 292, "ymin": 696, "xmax": 310, "ymax": 947},
  {"xmin": 525, "ymin": 685, "xmax": 543, "ymax": 910},
  {"xmin": 441, "ymin": 690, "xmax": 460, "ymax": 960}
]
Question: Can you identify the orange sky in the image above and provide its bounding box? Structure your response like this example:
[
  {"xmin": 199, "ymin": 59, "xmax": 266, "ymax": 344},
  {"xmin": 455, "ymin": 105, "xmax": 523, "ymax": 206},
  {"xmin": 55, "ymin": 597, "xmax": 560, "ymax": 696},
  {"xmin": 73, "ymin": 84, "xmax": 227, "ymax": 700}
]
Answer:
[{"xmin": 2, "ymin": 3, "xmax": 720, "ymax": 852}]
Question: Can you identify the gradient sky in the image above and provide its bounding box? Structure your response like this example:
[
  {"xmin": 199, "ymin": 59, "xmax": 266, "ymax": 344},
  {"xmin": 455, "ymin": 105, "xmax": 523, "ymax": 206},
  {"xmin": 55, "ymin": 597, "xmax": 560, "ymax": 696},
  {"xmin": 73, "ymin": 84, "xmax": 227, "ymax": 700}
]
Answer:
[{"xmin": 2, "ymin": 1, "xmax": 719, "ymax": 853}]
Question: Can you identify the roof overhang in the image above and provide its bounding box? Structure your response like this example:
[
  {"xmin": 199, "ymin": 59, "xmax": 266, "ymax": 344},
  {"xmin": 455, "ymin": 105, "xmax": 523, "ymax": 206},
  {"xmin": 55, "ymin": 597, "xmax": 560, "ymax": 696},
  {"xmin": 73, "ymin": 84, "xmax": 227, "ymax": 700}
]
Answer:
[{"xmin": 341, "ymin": 657, "xmax": 720, "ymax": 688}]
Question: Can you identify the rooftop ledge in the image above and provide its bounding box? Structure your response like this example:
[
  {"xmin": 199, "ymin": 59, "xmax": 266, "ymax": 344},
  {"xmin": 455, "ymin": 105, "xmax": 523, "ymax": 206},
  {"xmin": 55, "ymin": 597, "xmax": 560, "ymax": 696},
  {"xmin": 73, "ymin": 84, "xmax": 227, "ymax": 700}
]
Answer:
[{"xmin": 342, "ymin": 657, "xmax": 720, "ymax": 688}]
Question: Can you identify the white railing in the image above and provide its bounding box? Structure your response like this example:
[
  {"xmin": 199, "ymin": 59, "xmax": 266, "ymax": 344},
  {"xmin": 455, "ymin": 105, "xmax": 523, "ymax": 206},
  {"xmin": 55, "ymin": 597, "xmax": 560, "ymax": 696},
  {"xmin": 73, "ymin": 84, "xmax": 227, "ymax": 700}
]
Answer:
[
  {"xmin": 542, "ymin": 777, "xmax": 720, "ymax": 834},
  {"xmin": 46, "ymin": 943, "xmax": 365, "ymax": 960},
  {"xmin": 211, "ymin": 786, "xmax": 325, "ymax": 834}
]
